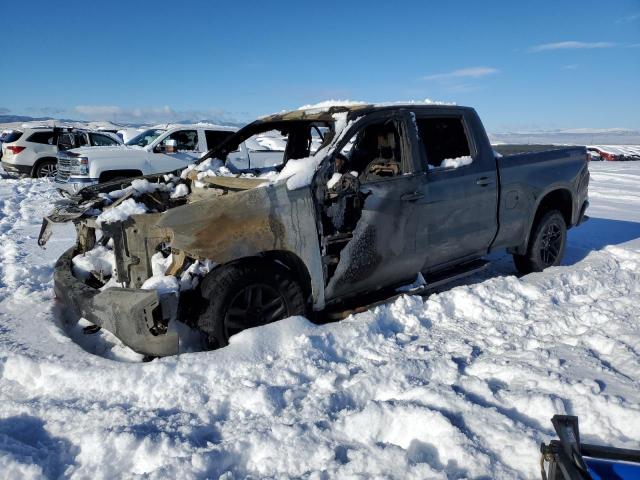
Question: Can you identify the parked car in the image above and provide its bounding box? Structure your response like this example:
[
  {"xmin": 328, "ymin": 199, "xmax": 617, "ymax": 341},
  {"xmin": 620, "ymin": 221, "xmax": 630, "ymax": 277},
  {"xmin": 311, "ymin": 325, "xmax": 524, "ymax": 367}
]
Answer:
[
  {"xmin": 41, "ymin": 104, "xmax": 589, "ymax": 356},
  {"xmin": 54, "ymin": 124, "xmax": 253, "ymax": 192},
  {"xmin": 55, "ymin": 127, "xmax": 123, "ymax": 152},
  {"xmin": 586, "ymin": 147, "xmax": 603, "ymax": 161},
  {"xmin": 0, "ymin": 126, "xmax": 122, "ymax": 178},
  {"xmin": 1, "ymin": 127, "xmax": 57, "ymax": 177},
  {"xmin": 0, "ymin": 129, "xmax": 14, "ymax": 160}
]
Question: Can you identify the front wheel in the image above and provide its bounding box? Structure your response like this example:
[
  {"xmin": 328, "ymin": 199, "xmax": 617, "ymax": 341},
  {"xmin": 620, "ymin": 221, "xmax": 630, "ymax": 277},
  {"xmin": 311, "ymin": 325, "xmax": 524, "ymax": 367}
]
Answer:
[
  {"xmin": 513, "ymin": 210, "xmax": 567, "ymax": 274},
  {"xmin": 196, "ymin": 260, "xmax": 306, "ymax": 348}
]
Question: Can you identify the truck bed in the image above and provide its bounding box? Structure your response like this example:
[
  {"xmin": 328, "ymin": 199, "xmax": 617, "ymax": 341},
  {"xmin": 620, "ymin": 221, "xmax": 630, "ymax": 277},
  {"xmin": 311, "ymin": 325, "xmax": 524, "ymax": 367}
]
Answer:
[{"xmin": 490, "ymin": 146, "xmax": 589, "ymax": 253}]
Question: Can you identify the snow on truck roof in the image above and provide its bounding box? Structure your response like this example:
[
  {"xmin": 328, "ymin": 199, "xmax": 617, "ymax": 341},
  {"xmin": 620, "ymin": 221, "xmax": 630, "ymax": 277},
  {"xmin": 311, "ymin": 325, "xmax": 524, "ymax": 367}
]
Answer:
[
  {"xmin": 149, "ymin": 123, "xmax": 237, "ymax": 132},
  {"xmin": 259, "ymin": 100, "xmax": 464, "ymax": 123}
]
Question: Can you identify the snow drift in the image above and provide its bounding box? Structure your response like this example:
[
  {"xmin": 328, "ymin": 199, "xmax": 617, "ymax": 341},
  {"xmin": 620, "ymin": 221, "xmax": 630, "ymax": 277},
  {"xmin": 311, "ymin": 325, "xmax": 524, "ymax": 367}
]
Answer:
[{"xmin": 0, "ymin": 162, "xmax": 639, "ymax": 478}]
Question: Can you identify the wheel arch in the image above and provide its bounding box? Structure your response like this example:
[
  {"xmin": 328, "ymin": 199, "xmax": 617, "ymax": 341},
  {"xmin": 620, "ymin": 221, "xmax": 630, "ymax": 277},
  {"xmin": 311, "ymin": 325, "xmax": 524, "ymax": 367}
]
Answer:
[
  {"xmin": 216, "ymin": 250, "xmax": 314, "ymax": 307},
  {"xmin": 261, "ymin": 250, "xmax": 313, "ymax": 303},
  {"xmin": 515, "ymin": 187, "xmax": 573, "ymax": 255},
  {"xmin": 532, "ymin": 188, "xmax": 573, "ymax": 227},
  {"xmin": 31, "ymin": 156, "xmax": 57, "ymax": 178}
]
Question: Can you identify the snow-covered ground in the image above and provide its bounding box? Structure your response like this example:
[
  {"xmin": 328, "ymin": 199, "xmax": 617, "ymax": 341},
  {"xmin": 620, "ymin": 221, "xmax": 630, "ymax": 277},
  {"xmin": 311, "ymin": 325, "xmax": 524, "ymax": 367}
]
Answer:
[{"xmin": 1, "ymin": 162, "xmax": 639, "ymax": 478}]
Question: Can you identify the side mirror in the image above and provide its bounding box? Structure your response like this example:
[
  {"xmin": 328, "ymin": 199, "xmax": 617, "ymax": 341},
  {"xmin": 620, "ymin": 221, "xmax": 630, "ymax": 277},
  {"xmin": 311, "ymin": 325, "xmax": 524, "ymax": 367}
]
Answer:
[{"xmin": 161, "ymin": 139, "xmax": 177, "ymax": 154}]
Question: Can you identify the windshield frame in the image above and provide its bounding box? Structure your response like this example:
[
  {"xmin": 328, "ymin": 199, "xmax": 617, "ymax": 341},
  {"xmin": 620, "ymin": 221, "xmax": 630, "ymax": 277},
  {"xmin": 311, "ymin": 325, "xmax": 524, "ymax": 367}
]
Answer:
[
  {"xmin": 125, "ymin": 128, "xmax": 166, "ymax": 147},
  {"xmin": 197, "ymin": 119, "xmax": 335, "ymax": 170}
]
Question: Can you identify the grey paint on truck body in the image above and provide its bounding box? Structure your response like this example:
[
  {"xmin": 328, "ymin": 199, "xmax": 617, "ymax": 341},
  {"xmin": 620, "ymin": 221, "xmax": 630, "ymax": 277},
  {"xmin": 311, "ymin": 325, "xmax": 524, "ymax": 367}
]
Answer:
[
  {"xmin": 492, "ymin": 147, "xmax": 589, "ymax": 254},
  {"xmin": 44, "ymin": 104, "xmax": 590, "ymax": 356}
]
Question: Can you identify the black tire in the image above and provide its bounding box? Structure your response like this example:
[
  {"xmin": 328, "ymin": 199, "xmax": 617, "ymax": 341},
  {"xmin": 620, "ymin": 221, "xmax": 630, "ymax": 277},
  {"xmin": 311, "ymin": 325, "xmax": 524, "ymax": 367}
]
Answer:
[
  {"xmin": 196, "ymin": 259, "xmax": 306, "ymax": 348},
  {"xmin": 34, "ymin": 159, "xmax": 57, "ymax": 178},
  {"xmin": 513, "ymin": 210, "xmax": 567, "ymax": 274}
]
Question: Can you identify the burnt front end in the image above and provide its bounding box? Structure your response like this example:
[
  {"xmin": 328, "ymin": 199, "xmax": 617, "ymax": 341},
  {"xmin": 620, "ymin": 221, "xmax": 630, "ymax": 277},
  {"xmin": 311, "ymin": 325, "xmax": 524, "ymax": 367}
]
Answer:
[
  {"xmin": 52, "ymin": 212, "xmax": 181, "ymax": 357},
  {"xmin": 44, "ymin": 173, "xmax": 325, "ymax": 357},
  {"xmin": 54, "ymin": 246, "xmax": 178, "ymax": 356}
]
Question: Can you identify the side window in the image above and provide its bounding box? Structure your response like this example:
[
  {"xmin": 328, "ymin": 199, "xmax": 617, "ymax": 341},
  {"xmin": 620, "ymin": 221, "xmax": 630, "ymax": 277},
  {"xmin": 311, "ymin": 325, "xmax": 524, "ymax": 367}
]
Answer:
[
  {"xmin": 57, "ymin": 132, "xmax": 76, "ymax": 150},
  {"xmin": 90, "ymin": 133, "xmax": 118, "ymax": 146},
  {"xmin": 336, "ymin": 120, "xmax": 404, "ymax": 182},
  {"xmin": 415, "ymin": 117, "xmax": 472, "ymax": 170},
  {"xmin": 3, "ymin": 131, "xmax": 23, "ymax": 143},
  {"xmin": 27, "ymin": 131, "xmax": 55, "ymax": 145},
  {"xmin": 204, "ymin": 130, "xmax": 234, "ymax": 150},
  {"xmin": 244, "ymin": 130, "xmax": 286, "ymax": 152},
  {"xmin": 164, "ymin": 130, "xmax": 198, "ymax": 151}
]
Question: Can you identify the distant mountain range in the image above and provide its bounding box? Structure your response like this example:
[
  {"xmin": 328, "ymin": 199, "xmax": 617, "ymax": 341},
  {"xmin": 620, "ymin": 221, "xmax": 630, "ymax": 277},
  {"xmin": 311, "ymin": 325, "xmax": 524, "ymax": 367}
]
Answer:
[
  {"xmin": 489, "ymin": 128, "xmax": 640, "ymax": 146},
  {"xmin": 0, "ymin": 114, "xmax": 86, "ymax": 125},
  {"xmin": 0, "ymin": 114, "xmax": 244, "ymax": 129},
  {"xmin": 2, "ymin": 115, "xmax": 638, "ymax": 145}
]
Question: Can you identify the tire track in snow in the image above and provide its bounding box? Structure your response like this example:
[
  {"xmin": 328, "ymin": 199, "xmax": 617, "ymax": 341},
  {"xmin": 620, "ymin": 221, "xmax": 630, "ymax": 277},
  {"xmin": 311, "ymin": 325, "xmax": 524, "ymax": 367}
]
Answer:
[
  {"xmin": 0, "ymin": 180, "xmax": 55, "ymax": 295},
  {"xmin": 0, "ymin": 178, "xmax": 75, "ymax": 357},
  {"xmin": 0, "ymin": 180, "xmax": 24, "ymax": 298}
]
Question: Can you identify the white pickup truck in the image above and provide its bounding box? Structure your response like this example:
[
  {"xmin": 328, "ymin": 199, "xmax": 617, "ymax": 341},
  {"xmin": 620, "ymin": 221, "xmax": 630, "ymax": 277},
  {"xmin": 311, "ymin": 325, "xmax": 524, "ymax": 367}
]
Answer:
[{"xmin": 55, "ymin": 124, "xmax": 286, "ymax": 192}]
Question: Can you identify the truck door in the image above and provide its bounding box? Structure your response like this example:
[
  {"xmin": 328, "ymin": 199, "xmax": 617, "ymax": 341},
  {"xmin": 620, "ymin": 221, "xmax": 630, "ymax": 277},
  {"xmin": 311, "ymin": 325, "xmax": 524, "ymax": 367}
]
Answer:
[
  {"xmin": 322, "ymin": 113, "xmax": 425, "ymax": 302},
  {"xmin": 153, "ymin": 129, "xmax": 202, "ymax": 171},
  {"xmin": 411, "ymin": 112, "xmax": 499, "ymax": 271},
  {"xmin": 226, "ymin": 142, "xmax": 250, "ymax": 170}
]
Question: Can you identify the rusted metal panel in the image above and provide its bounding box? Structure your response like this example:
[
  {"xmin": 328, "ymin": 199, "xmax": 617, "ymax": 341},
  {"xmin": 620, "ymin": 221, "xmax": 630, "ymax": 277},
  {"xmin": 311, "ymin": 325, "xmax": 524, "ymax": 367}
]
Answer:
[
  {"xmin": 185, "ymin": 171, "xmax": 270, "ymax": 190},
  {"xmin": 258, "ymin": 104, "xmax": 371, "ymax": 123},
  {"xmin": 155, "ymin": 182, "xmax": 326, "ymax": 308},
  {"xmin": 103, "ymin": 213, "xmax": 172, "ymax": 288}
]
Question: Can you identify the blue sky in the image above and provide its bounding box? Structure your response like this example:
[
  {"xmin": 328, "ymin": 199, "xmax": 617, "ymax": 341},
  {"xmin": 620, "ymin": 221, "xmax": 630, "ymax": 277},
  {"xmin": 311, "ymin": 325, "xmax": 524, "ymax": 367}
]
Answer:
[{"xmin": 1, "ymin": 0, "xmax": 639, "ymax": 131}]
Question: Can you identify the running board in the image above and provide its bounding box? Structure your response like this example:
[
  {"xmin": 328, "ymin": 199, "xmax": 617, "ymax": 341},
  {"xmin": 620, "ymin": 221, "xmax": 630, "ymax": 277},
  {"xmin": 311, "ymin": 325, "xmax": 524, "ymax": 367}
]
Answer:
[
  {"xmin": 420, "ymin": 258, "xmax": 489, "ymax": 293},
  {"xmin": 325, "ymin": 259, "xmax": 489, "ymax": 320}
]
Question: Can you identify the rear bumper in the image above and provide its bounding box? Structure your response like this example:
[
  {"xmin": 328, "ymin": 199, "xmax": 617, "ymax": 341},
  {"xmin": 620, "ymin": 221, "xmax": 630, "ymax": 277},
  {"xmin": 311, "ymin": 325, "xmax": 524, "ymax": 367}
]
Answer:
[
  {"xmin": 1, "ymin": 161, "xmax": 32, "ymax": 176},
  {"xmin": 54, "ymin": 246, "xmax": 179, "ymax": 357}
]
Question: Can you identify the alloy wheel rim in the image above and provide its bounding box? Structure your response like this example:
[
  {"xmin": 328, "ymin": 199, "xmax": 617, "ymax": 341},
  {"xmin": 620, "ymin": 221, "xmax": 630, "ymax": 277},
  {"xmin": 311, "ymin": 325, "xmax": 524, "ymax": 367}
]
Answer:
[
  {"xmin": 39, "ymin": 164, "xmax": 57, "ymax": 178},
  {"xmin": 224, "ymin": 284, "xmax": 287, "ymax": 338},
  {"xmin": 539, "ymin": 223, "xmax": 562, "ymax": 266}
]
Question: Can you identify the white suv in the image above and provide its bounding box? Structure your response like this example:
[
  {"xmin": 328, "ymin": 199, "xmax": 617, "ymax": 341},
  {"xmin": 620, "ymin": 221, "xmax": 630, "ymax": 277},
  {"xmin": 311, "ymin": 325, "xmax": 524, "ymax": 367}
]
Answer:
[
  {"xmin": 1, "ymin": 127, "xmax": 122, "ymax": 178},
  {"xmin": 55, "ymin": 124, "xmax": 239, "ymax": 192}
]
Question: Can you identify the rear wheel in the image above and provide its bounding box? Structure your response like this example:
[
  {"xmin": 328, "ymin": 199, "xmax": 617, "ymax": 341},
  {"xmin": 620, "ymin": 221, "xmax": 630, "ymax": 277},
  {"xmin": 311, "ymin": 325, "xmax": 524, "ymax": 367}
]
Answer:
[
  {"xmin": 34, "ymin": 160, "xmax": 57, "ymax": 178},
  {"xmin": 196, "ymin": 260, "xmax": 306, "ymax": 348},
  {"xmin": 513, "ymin": 210, "xmax": 567, "ymax": 274}
]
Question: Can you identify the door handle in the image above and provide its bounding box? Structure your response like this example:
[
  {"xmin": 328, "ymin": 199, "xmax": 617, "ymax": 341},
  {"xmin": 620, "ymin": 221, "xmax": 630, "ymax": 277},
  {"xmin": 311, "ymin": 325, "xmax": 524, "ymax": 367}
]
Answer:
[
  {"xmin": 401, "ymin": 191, "xmax": 425, "ymax": 202},
  {"xmin": 476, "ymin": 177, "xmax": 493, "ymax": 186}
]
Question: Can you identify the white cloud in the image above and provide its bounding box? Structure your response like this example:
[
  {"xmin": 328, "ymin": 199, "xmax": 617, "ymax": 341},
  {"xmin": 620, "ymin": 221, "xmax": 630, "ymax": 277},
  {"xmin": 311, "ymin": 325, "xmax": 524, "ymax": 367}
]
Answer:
[
  {"xmin": 75, "ymin": 105, "xmax": 175, "ymax": 119},
  {"xmin": 422, "ymin": 66, "xmax": 499, "ymax": 81},
  {"xmin": 529, "ymin": 41, "xmax": 616, "ymax": 52},
  {"xmin": 73, "ymin": 105, "xmax": 240, "ymax": 125}
]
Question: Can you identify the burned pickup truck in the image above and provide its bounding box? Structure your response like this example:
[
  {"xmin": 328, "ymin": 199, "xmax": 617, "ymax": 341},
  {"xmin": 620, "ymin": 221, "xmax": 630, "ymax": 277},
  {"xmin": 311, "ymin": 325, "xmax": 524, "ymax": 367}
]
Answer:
[{"xmin": 40, "ymin": 104, "xmax": 590, "ymax": 356}]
